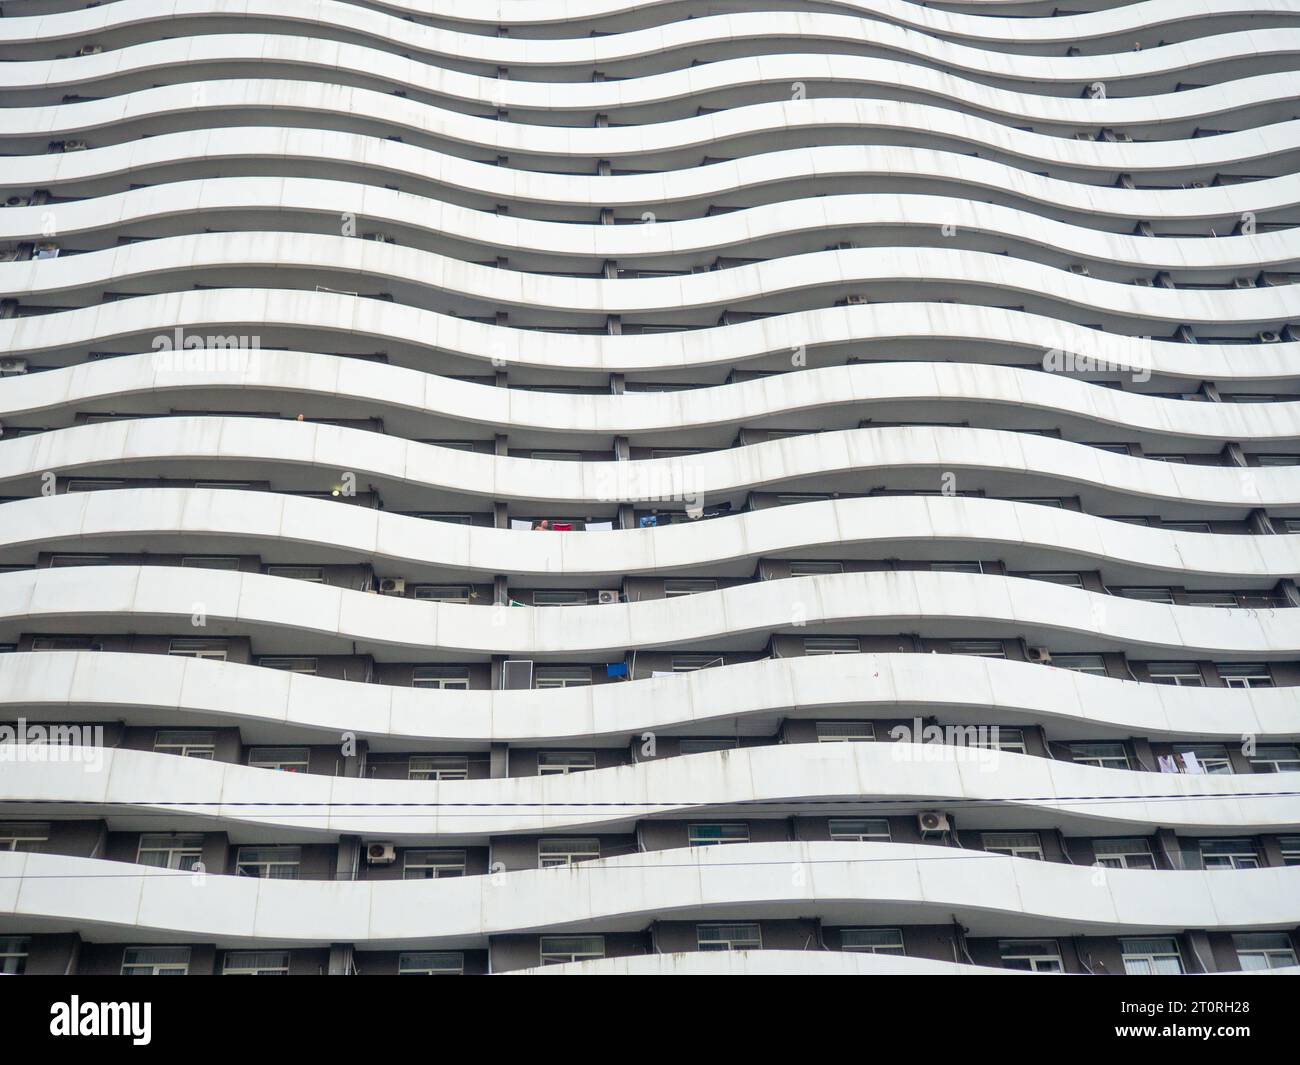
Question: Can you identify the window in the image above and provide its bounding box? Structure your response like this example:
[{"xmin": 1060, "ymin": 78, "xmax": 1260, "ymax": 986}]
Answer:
[
  {"xmin": 1199, "ymin": 839, "xmax": 1259, "ymax": 869},
  {"xmin": 1162, "ymin": 521, "xmax": 1213, "ymax": 533},
  {"xmin": 235, "ymin": 846, "xmax": 302, "ymax": 879},
  {"xmin": 1146, "ymin": 662, "xmax": 1205, "ymax": 687},
  {"xmin": 789, "ymin": 561, "xmax": 843, "ymax": 577},
  {"xmin": 679, "ymin": 738, "xmax": 738, "ymax": 755},
  {"xmin": 532, "ymin": 590, "xmax": 587, "ymax": 607},
  {"xmin": 841, "ymin": 929, "xmax": 905, "ymax": 955},
  {"xmin": 0, "ymin": 936, "xmax": 29, "ymax": 975},
  {"xmin": 664, "ymin": 579, "xmax": 718, "ymax": 597},
  {"xmin": 999, "ymin": 939, "xmax": 1064, "ymax": 972},
  {"xmin": 816, "ymin": 721, "xmax": 874, "ymax": 742},
  {"xmin": 1092, "ymin": 838, "xmax": 1155, "ymax": 870},
  {"xmin": 1216, "ymin": 663, "xmax": 1273, "ymax": 689},
  {"xmin": 929, "ymin": 561, "xmax": 983, "ymax": 574},
  {"xmin": 1185, "ymin": 592, "xmax": 1240, "ymax": 609},
  {"xmin": 247, "ymin": 747, "xmax": 310, "ymax": 773},
  {"xmin": 121, "ymin": 947, "xmax": 190, "ymax": 976},
  {"xmin": 1070, "ymin": 742, "xmax": 1130, "ymax": 770},
  {"xmin": 948, "ymin": 640, "xmax": 1006, "ymax": 658},
  {"xmin": 1172, "ymin": 744, "xmax": 1233, "ymax": 774},
  {"xmin": 1279, "ymin": 837, "xmax": 1300, "ymax": 866},
  {"xmin": 153, "ymin": 730, "xmax": 216, "ymax": 759},
  {"xmin": 412, "ymin": 666, "xmax": 470, "ymax": 690},
  {"xmin": 1121, "ymin": 937, "xmax": 1183, "ymax": 975},
  {"xmin": 48, "ymin": 554, "xmax": 112, "ymax": 568},
  {"xmin": 223, "ymin": 951, "xmax": 290, "ymax": 975},
  {"xmin": 408, "ymin": 756, "xmax": 469, "ymax": 781},
  {"xmin": 687, "ymin": 824, "xmax": 749, "ymax": 847},
  {"xmin": 265, "ymin": 566, "xmax": 324, "ymax": 583},
  {"xmin": 0, "ymin": 822, "xmax": 49, "ymax": 852},
  {"xmin": 829, "ymin": 818, "xmax": 891, "ymax": 842},
  {"xmin": 968, "ymin": 727, "xmax": 1027, "ymax": 754},
  {"xmin": 1113, "ymin": 587, "xmax": 1175, "ymax": 604},
  {"xmin": 803, "ymin": 637, "xmax": 861, "ymax": 655},
  {"xmin": 167, "ymin": 638, "xmax": 229, "ymax": 660},
  {"xmin": 537, "ymin": 751, "xmax": 596, "ymax": 776},
  {"xmin": 137, "ymin": 834, "xmax": 204, "ymax": 871},
  {"xmin": 398, "ymin": 951, "xmax": 464, "ymax": 975},
  {"xmin": 1233, "ymin": 933, "xmax": 1297, "ymax": 971},
  {"xmin": 1025, "ymin": 572, "xmax": 1085, "ymax": 588},
  {"xmin": 30, "ymin": 636, "xmax": 101, "ymax": 652},
  {"xmin": 1250, "ymin": 745, "xmax": 1300, "ymax": 773},
  {"xmin": 534, "ymin": 667, "xmax": 592, "ymax": 689},
  {"xmin": 403, "ymin": 849, "xmax": 466, "ymax": 879},
  {"xmin": 697, "ymin": 923, "xmax": 762, "ymax": 951},
  {"xmin": 670, "ymin": 654, "xmax": 725, "ymax": 672},
  {"xmin": 1052, "ymin": 654, "xmax": 1107, "ymax": 675},
  {"xmin": 538, "ymin": 838, "xmax": 600, "ymax": 867},
  {"xmin": 181, "ymin": 556, "xmax": 241, "ymax": 571},
  {"xmin": 982, "ymin": 832, "xmax": 1044, "ymax": 860},
  {"xmin": 258, "ymin": 656, "xmax": 318, "ymax": 674},
  {"xmin": 412, "ymin": 585, "xmax": 472, "ymax": 603},
  {"xmin": 539, "ymin": 936, "xmax": 604, "ymax": 965}
]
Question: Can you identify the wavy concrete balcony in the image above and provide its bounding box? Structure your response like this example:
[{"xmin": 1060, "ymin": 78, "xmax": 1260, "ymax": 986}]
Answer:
[
  {"xmin": 3, "ymin": 292, "xmax": 1295, "ymax": 380},
  {"xmin": 6, "ymin": 184, "xmax": 1296, "ymax": 277},
  {"xmin": 9, "ymin": 133, "xmax": 1299, "ymax": 230},
  {"xmin": 3, "ymin": 419, "xmax": 1297, "ymax": 511},
  {"xmin": 8, "ymin": 236, "xmax": 1297, "ymax": 329},
  {"xmin": 1, "ymin": 843, "xmax": 1296, "ymax": 947},
  {"xmin": 2, "ymin": 566, "xmax": 1299, "ymax": 659},
  {"xmin": 4, "ymin": 359, "xmax": 1299, "ymax": 444},
  {"xmin": 7, "ymin": 42, "xmax": 1297, "ymax": 135},
  {"xmin": 3, "ymin": 492, "xmax": 1299, "ymax": 585},
  {"xmin": 5, "ymin": 2, "xmax": 1297, "ymax": 79},
  {"xmin": 12, "ymin": 86, "xmax": 1299, "ymax": 180},
  {"xmin": 3, "ymin": 743, "xmax": 1298, "ymax": 837}
]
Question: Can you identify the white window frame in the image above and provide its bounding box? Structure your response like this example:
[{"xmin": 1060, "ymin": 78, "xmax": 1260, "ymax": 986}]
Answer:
[
  {"xmin": 1092, "ymin": 838, "xmax": 1155, "ymax": 870},
  {"xmin": 982, "ymin": 832, "xmax": 1045, "ymax": 860},
  {"xmin": 153, "ymin": 730, "xmax": 216, "ymax": 759},
  {"xmin": 403, "ymin": 849, "xmax": 467, "ymax": 879},
  {"xmin": 539, "ymin": 936, "xmax": 605, "ymax": 965},
  {"xmin": 398, "ymin": 951, "xmax": 464, "ymax": 975},
  {"xmin": 137, "ymin": 833, "xmax": 204, "ymax": 871},
  {"xmin": 0, "ymin": 822, "xmax": 49, "ymax": 851},
  {"xmin": 223, "ymin": 951, "xmax": 290, "ymax": 975},
  {"xmin": 999, "ymin": 938, "xmax": 1064, "ymax": 972},
  {"xmin": 408, "ymin": 755, "xmax": 469, "ymax": 781},
  {"xmin": 1232, "ymin": 933, "xmax": 1297, "ymax": 971},
  {"xmin": 246, "ymin": 747, "xmax": 310, "ymax": 773},
  {"xmin": 841, "ymin": 928, "xmax": 905, "ymax": 955},
  {"xmin": 828, "ymin": 818, "xmax": 891, "ymax": 842},
  {"xmin": 537, "ymin": 751, "xmax": 596, "ymax": 776},
  {"xmin": 696, "ymin": 923, "xmax": 762, "ymax": 952},
  {"xmin": 1121, "ymin": 937, "xmax": 1184, "ymax": 975},
  {"xmin": 235, "ymin": 845, "xmax": 302, "ymax": 879},
  {"xmin": 687, "ymin": 823, "xmax": 750, "ymax": 847},
  {"xmin": 121, "ymin": 946, "xmax": 191, "ymax": 976},
  {"xmin": 538, "ymin": 838, "xmax": 600, "ymax": 867}
]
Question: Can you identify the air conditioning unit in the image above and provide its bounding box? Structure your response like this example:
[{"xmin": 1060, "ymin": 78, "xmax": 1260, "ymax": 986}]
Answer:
[
  {"xmin": 1068, "ymin": 264, "xmax": 1091, "ymax": 276},
  {"xmin": 366, "ymin": 843, "xmax": 396, "ymax": 864},
  {"xmin": 365, "ymin": 232, "xmax": 395, "ymax": 243},
  {"xmin": 1233, "ymin": 277, "xmax": 1257, "ymax": 289},
  {"xmin": 378, "ymin": 577, "xmax": 406, "ymax": 595},
  {"xmin": 0, "ymin": 358, "xmax": 28, "ymax": 376},
  {"xmin": 5, "ymin": 196, "xmax": 31, "ymax": 208},
  {"xmin": 1189, "ymin": 181, "xmax": 1206, "ymax": 190},
  {"xmin": 1027, "ymin": 646, "xmax": 1052, "ymax": 664},
  {"xmin": 76, "ymin": 45, "xmax": 103, "ymax": 56},
  {"xmin": 597, "ymin": 589, "xmax": 620, "ymax": 605},
  {"xmin": 917, "ymin": 811, "xmax": 951, "ymax": 834},
  {"xmin": 844, "ymin": 294, "xmax": 869, "ymax": 306},
  {"xmin": 1258, "ymin": 330, "xmax": 1282, "ymax": 344},
  {"xmin": 62, "ymin": 140, "xmax": 88, "ymax": 152}
]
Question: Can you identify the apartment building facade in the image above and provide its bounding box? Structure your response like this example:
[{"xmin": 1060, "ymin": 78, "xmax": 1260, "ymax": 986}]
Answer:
[{"xmin": 0, "ymin": 0, "xmax": 1298, "ymax": 975}]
